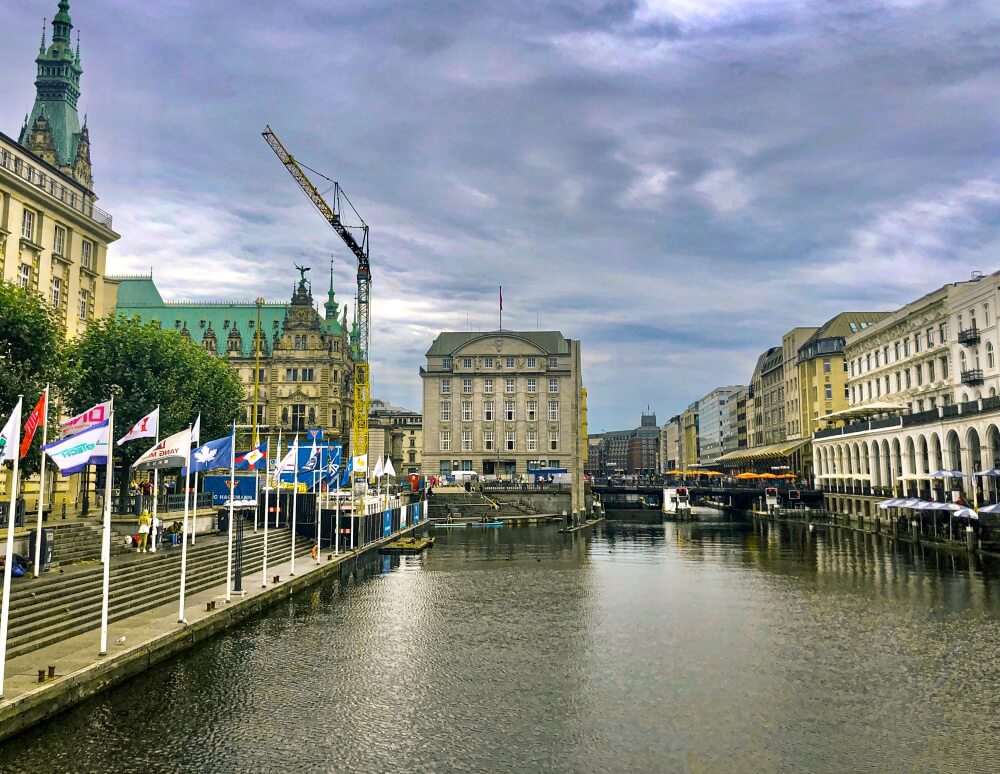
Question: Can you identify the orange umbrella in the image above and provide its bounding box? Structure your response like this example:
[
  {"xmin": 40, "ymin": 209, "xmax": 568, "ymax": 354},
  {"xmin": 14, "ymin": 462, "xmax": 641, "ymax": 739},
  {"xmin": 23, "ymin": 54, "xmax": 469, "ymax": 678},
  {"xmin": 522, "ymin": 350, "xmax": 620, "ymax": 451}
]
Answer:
[
  {"xmin": 700, "ymin": 470, "xmax": 724, "ymax": 476},
  {"xmin": 759, "ymin": 472, "xmax": 779, "ymax": 479},
  {"xmin": 777, "ymin": 473, "xmax": 797, "ymax": 479},
  {"xmin": 735, "ymin": 472, "xmax": 760, "ymax": 479},
  {"xmin": 664, "ymin": 469, "xmax": 685, "ymax": 476}
]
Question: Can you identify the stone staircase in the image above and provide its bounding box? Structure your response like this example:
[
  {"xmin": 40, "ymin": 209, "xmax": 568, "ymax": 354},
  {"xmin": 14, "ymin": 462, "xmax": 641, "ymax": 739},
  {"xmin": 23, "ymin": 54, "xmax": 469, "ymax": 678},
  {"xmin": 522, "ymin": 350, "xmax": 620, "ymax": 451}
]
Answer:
[
  {"xmin": 427, "ymin": 491, "xmax": 498, "ymax": 519},
  {"xmin": 3, "ymin": 528, "xmax": 310, "ymax": 660},
  {"xmin": 44, "ymin": 522, "xmax": 132, "ymax": 566}
]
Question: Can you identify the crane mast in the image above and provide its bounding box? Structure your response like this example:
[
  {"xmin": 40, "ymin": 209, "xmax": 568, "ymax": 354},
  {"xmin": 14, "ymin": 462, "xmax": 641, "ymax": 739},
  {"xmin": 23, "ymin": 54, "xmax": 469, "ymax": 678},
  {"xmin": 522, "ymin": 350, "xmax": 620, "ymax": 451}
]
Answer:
[{"xmin": 262, "ymin": 126, "xmax": 371, "ymax": 472}]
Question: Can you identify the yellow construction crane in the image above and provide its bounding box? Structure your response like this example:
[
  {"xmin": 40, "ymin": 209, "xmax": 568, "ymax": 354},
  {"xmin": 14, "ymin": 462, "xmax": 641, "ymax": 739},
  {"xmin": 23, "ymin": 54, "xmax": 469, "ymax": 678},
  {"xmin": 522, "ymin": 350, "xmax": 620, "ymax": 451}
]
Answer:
[{"xmin": 262, "ymin": 126, "xmax": 372, "ymax": 475}]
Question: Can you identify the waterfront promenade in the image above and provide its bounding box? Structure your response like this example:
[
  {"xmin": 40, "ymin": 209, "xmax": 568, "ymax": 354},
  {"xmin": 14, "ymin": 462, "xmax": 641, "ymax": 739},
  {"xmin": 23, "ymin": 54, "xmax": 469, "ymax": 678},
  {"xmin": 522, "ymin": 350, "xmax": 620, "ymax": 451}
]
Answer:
[{"xmin": 0, "ymin": 520, "xmax": 419, "ymax": 743}]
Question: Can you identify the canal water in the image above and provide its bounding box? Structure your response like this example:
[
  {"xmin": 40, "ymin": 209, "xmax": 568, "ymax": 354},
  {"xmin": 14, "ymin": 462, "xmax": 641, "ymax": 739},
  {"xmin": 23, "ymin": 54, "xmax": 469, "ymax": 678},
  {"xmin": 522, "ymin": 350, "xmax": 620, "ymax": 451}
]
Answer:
[{"xmin": 3, "ymin": 516, "xmax": 1000, "ymax": 773}]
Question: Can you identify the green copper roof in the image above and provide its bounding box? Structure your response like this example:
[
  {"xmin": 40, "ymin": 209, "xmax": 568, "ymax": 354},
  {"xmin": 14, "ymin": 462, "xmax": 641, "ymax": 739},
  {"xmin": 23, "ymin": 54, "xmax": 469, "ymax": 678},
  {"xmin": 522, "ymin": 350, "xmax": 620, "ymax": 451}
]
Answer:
[
  {"xmin": 425, "ymin": 331, "xmax": 571, "ymax": 357},
  {"xmin": 112, "ymin": 276, "xmax": 345, "ymax": 357},
  {"xmin": 19, "ymin": 1, "xmax": 84, "ymax": 167}
]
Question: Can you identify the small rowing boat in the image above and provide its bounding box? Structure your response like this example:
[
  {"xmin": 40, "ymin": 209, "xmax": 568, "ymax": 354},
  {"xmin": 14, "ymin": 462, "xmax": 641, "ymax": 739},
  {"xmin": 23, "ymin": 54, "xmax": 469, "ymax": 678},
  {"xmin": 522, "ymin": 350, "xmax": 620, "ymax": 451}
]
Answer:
[
  {"xmin": 470, "ymin": 521, "xmax": 503, "ymax": 528},
  {"xmin": 433, "ymin": 522, "xmax": 468, "ymax": 528}
]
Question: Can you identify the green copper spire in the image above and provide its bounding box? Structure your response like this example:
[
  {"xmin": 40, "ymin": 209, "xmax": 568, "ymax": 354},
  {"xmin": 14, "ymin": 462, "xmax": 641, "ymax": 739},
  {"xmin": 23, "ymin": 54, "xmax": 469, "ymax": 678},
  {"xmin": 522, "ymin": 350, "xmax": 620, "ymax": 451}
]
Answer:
[
  {"xmin": 39, "ymin": 19, "xmax": 46, "ymax": 53},
  {"xmin": 323, "ymin": 259, "xmax": 340, "ymax": 323},
  {"xmin": 19, "ymin": 0, "xmax": 87, "ymax": 178}
]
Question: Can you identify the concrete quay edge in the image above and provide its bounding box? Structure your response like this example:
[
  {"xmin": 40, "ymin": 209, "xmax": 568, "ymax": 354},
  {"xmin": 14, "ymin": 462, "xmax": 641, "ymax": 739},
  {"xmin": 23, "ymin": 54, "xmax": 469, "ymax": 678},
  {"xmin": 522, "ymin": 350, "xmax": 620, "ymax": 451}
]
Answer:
[{"xmin": 0, "ymin": 523, "xmax": 419, "ymax": 744}]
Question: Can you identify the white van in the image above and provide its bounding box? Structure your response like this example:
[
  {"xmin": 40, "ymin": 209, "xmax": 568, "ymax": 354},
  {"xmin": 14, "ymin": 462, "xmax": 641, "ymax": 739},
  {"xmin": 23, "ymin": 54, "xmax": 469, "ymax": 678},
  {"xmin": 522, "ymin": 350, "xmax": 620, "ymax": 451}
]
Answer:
[{"xmin": 452, "ymin": 470, "xmax": 479, "ymax": 483}]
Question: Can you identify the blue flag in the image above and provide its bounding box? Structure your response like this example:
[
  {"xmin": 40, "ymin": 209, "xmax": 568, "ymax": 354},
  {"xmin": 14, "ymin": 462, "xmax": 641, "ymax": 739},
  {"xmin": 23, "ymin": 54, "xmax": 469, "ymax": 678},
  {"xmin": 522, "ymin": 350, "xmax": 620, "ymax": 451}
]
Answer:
[
  {"xmin": 340, "ymin": 454, "xmax": 353, "ymax": 487},
  {"xmin": 323, "ymin": 446, "xmax": 344, "ymax": 484},
  {"xmin": 187, "ymin": 435, "xmax": 234, "ymax": 474}
]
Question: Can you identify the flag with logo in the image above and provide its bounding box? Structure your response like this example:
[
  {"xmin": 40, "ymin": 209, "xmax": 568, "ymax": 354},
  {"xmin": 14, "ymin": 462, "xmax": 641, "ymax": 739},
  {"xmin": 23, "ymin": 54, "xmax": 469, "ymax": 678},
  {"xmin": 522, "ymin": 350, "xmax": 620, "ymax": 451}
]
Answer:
[
  {"xmin": 117, "ymin": 407, "xmax": 159, "ymax": 446},
  {"xmin": 19, "ymin": 391, "xmax": 46, "ymax": 459},
  {"xmin": 323, "ymin": 446, "xmax": 343, "ymax": 484},
  {"xmin": 340, "ymin": 454, "xmax": 353, "ymax": 487},
  {"xmin": 0, "ymin": 403, "xmax": 21, "ymax": 463},
  {"xmin": 235, "ymin": 442, "xmax": 267, "ymax": 471},
  {"xmin": 186, "ymin": 435, "xmax": 234, "ymax": 474},
  {"xmin": 383, "ymin": 457, "xmax": 396, "ymax": 478},
  {"xmin": 299, "ymin": 440, "xmax": 320, "ymax": 475},
  {"xmin": 61, "ymin": 401, "xmax": 110, "ymax": 436},
  {"xmin": 132, "ymin": 427, "xmax": 192, "ymax": 470},
  {"xmin": 42, "ymin": 420, "xmax": 110, "ymax": 474},
  {"xmin": 352, "ymin": 454, "xmax": 367, "ymax": 475},
  {"xmin": 272, "ymin": 438, "xmax": 298, "ymax": 482}
]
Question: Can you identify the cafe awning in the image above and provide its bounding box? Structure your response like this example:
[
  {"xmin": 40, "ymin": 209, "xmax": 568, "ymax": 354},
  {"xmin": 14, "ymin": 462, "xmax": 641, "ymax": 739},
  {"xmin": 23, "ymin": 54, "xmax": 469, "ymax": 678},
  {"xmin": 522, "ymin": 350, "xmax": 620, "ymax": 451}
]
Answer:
[{"xmin": 714, "ymin": 439, "xmax": 810, "ymax": 466}]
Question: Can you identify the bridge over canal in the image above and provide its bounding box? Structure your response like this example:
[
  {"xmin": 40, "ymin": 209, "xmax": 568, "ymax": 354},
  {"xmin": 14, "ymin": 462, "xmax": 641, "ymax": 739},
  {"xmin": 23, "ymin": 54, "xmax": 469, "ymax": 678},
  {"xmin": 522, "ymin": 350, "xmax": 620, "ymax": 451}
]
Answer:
[{"xmin": 592, "ymin": 484, "xmax": 825, "ymax": 514}]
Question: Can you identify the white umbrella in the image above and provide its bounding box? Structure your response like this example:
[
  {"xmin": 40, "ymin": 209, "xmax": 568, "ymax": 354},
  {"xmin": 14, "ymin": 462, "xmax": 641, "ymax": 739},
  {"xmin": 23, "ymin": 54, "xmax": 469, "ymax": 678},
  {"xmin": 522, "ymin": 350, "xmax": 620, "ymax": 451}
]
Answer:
[
  {"xmin": 975, "ymin": 469, "xmax": 1000, "ymax": 477},
  {"xmin": 878, "ymin": 498, "xmax": 903, "ymax": 509},
  {"xmin": 954, "ymin": 507, "xmax": 979, "ymax": 520},
  {"xmin": 978, "ymin": 503, "xmax": 1000, "ymax": 514},
  {"xmin": 929, "ymin": 470, "xmax": 964, "ymax": 478}
]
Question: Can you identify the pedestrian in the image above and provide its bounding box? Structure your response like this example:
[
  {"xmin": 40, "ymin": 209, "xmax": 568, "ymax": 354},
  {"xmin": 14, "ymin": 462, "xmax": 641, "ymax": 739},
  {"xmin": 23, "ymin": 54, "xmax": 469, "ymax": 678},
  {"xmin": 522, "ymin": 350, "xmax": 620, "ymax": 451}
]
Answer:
[{"xmin": 137, "ymin": 508, "xmax": 151, "ymax": 552}]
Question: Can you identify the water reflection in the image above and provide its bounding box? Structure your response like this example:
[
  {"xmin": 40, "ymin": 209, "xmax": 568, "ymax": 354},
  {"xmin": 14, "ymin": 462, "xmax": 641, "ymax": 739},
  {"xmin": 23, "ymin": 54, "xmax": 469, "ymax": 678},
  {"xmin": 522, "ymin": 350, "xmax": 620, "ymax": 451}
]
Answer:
[{"xmin": 1, "ymin": 519, "xmax": 999, "ymax": 773}]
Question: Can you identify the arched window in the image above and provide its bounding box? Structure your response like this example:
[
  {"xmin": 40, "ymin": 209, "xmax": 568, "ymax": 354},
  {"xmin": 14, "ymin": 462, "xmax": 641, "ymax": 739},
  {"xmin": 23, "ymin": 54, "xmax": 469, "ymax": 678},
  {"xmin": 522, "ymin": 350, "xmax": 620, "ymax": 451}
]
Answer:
[
  {"xmin": 991, "ymin": 387, "xmax": 997, "ymax": 398},
  {"xmin": 988, "ymin": 342, "xmax": 995, "ymax": 369},
  {"xmin": 960, "ymin": 350, "xmax": 968, "ymax": 370}
]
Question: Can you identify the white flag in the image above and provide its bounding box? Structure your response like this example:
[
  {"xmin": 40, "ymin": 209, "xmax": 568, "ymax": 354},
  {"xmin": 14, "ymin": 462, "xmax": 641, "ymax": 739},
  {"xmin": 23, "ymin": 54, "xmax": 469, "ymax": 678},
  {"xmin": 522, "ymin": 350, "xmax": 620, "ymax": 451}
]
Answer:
[
  {"xmin": 384, "ymin": 457, "xmax": 396, "ymax": 478},
  {"xmin": 0, "ymin": 403, "xmax": 21, "ymax": 462},
  {"xmin": 273, "ymin": 438, "xmax": 298, "ymax": 478},
  {"xmin": 191, "ymin": 414, "xmax": 201, "ymax": 445},
  {"xmin": 43, "ymin": 419, "xmax": 110, "ymax": 474},
  {"xmin": 117, "ymin": 407, "xmax": 159, "ymax": 446},
  {"xmin": 132, "ymin": 427, "xmax": 192, "ymax": 470},
  {"xmin": 352, "ymin": 454, "xmax": 368, "ymax": 474},
  {"xmin": 61, "ymin": 400, "xmax": 110, "ymax": 436},
  {"xmin": 373, "ymin": 456, "xmax": 384, "ymax": 479}
]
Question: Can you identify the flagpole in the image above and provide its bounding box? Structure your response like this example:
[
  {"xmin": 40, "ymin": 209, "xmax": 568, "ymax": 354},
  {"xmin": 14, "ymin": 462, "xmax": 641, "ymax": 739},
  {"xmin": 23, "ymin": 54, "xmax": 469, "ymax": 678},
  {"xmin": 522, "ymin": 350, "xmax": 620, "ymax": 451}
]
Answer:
[
  {"xmin": 314, "ymin": 459, "xmax": 321, "ymax": 564},
  {"xmin": 33, "ymin": 385, "xmax": 49, "ymax": 577},
  {"xmin": 335, "ymin": 461, "xmax": 341, "ymax": 557},
  {"xmin": 150, "ymin": 406, "xmax": 160, "ymax": 553},
  {"xmin": 225, "ymin": 421, "xmax": 236, "ymax": 602},
  {"xmin": 191, "ymin": 469, "xmax": 198, "ymax": 546},
  {"xmin": 0, "ymin": 396, "xmax": 24, "ymax": 697},
  {"xmin": 275, "ymin": 429, "xmax": 283, "ymax": 529},
  {"xmin": 98, "ymin": 397, "xmax": 115, "ymax": 656},
  {"xmin": 178, "ymin": 424, "xmax": 193, "ymax": 623},
  {"xmin": 291, "ymin": 436, "xmax": 299, "ymax": 576},
  {"xmin": 262, "ymin": 437, "xmax": 270, "ymax": 588}
]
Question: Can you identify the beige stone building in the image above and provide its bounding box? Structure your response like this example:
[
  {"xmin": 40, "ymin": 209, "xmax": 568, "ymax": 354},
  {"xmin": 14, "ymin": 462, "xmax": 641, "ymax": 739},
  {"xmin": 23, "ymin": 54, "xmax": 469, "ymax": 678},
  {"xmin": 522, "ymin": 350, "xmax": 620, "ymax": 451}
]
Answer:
[
  {"xmin": 420, "ymin": 330, "xmax": 584, "ymax": 482},
  {"xmin": 369, "ymin": 398, "xmax": 422, "ymax": 475},
  {"xmin": 1, "ymin": 3, "xmax": 119, "ymax": 339}
]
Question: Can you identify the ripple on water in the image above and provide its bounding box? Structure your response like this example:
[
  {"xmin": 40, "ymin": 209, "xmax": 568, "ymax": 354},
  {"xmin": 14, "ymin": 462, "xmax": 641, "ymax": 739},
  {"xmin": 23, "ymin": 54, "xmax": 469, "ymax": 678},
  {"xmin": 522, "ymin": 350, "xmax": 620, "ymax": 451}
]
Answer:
[{"xmin": 1, "ymin": 520, "xmax": 999, "ymax": 773}]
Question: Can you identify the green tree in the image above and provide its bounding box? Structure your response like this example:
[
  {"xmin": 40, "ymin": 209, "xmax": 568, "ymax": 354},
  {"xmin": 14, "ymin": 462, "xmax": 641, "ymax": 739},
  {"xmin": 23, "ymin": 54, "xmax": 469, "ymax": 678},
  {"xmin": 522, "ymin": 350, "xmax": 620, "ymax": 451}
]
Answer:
[
  {"xmin": 64, "ymin": 315, "xmax": 245, "ymax": 467},
  {"xmin": 0, "ymin": 279, "xmax": 64, "ymax": 475}
]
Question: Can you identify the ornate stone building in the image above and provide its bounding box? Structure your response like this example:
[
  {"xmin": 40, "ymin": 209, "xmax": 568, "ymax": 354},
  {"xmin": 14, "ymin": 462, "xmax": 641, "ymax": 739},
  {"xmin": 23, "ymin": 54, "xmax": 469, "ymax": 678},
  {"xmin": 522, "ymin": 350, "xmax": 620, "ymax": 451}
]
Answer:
[
  {"xmin": 1, "ymin": 0, "xmax": 119, "ymax": 340},
  {"xmin": 111, "ymin": 267, "xmax": 355, "ymax": 444}
]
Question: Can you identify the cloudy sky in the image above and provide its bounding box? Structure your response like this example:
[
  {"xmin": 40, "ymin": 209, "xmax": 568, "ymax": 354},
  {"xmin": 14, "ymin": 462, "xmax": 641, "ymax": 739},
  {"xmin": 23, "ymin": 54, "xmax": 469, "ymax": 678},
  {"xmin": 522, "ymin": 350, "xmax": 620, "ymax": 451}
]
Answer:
[{"xmin": 3, "ymin": 0, "xmax": 1000, "ymax": 430}]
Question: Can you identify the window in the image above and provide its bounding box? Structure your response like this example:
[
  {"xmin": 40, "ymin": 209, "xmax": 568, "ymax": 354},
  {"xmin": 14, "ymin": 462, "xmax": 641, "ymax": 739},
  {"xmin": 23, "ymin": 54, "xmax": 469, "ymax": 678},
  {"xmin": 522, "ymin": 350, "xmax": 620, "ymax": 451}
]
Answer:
[
  {"xmin": 548, "ymin": 357, "xmax": 558, "ymax": 368},
  {"xmin": 824, "ymin": 384, "xmax": 832, "ymax": 400},
  {"xmin": 54, "ymin": 225, "xmax": 65, "ymax": 255},
  {"xmin": 527, "ymin": 357, "xmax": 536, "ymax": 368},
  {"xmin": 913, "ymin": 334, "xmax": 920, "ymax": 353},
  {"xmin": 442, "ymin": 357, "xmax": 452, "ymax": 369},
  {"xmin": 505, "ymin": 400, "xmax": 515, "ymax": 421},
  {"xmin": 895, "ymin": 372, "xmax": 901, "ymax": 391},
  {"xmin": 21, "ymin": 209, "xmax": 34, "ymax": 241},
  {"xmin": 505, "ymin": 378, "xmax": 515, "ymax": 393},
  {"xmin": 439, "ymin": 460, "xmax": 453, "ymax": 475},
  {"xmin": 291, "ymin": 404, "xmax": 306, "ymax": 431},
  {"xmin": 941, "ymin": 356, "xmax": 949, "ymax": 379},
  {"xmin": 844, "ymin": 385, "xmax": 850, "ymax": 399},
  {"xmin": 78, "ymin": 289, "xmax": 89, "ymax": 319},
  {"xmin": 18, "ymin": 264, "xmax": 30, "ymax": 289},
  {"xmin": 903, "ymin": 339, "xmax": 910, "ymax": 357},
  {"xmin": 506, "ymin": 431, "xmax": 516, "ymax": 451},
  {"xmin": 549, "ymin": 429, "xmax": 559, "ymax": 451},
  {"xmin": 408, "ymin": 451, "xmax": 416, "ymax": 463},
  {"xmin": 844, "ymin": 360, "xmax": 849, "ymax": 372},
  {"xmin": 548, "ymin": 399, "xmax": 560, "ymax": 421},
  {"xmin": 905, "ymin": 369, "xmax": 912, "ymax": 388},
  {"xmin": 915, "ymin": 364, "xmax": 923, "ymax": 385},
  {"xmin": 440, "ymin": 430, "xmax": 451, "ymax": 451},
  {"xmin": 866, "ymin": 354, "xmax": 871, "ymax": 371},
  {"xmin": 81, "ymin": 240, "xmax": 92, "ymax": 269},
  {"xmin": 527, "ymin": 429, "xmax": 537, "ymax": 451},
  {"xmin": 463, "ymin": 378, "xmax": 472, "ymax": 394},
  {"xmin": 285, "ymin": 368, "xmax": 299, "ymax": 382},
  {"xmin": 294, "ymin": 334, "xmax": 307, "ymax": 350},
  {"xmin": 462, "ymin": 429, "xmax": 472, "ymax": 451},
  {"xmin": 462, "ymin": 357, "xmax": 472, "ymax": 368},
  {"xmin": 483, "ymin": 400, "xmax": 495, "ymax": 421},
  {"xmin": 928, "ymin": 360, "xmax": 936, "ymax": 381},
  {"xmin": 939, "ymin": 323, "xmax": 947, "ymax": 342},
  {"xmin": 484, "ymin": 357, "xmax": 494, "ymax": 368},
  {"xmin": 256, "ymin": 405, "xmax": 266, "ymax": 426},
  {"xmin": 894, "ymin": 342, "xmax": 900, "ymax": 360},
  {"xmin": 483, "ymin": 430, "xmax": 494, "ymax": 451},
  {"xmin": 462, "ymin": 400, "xmax": 473, "ymax": 422},
  {"xmin": 301, "ymin": 368, "xmax": 314, "ymax": 382},
  {"xmin": 548, "ymin": 378, "xmax": 558, "ymax": 393},
  {"xmin": 51, "ymin": 277, "xmax": 61, "ymax": 307},
  {"xmin": 484, "ymin": 378, "xmax": 494, "ymax": 394},
  {"xmin": 441, "ymin": 378, "xmax": 451, "ymax": 395},
  {"xmin": 926, "ymin": 329, "xmax": 933, "ymax": 348},
  {"xmin": 506, "ymin": 357, "xmax": 515, "ymax": 368},
  {"xmin": 527, "ymin": 400, "xmax": 538, "ymax": 421},
  {"xmin": 823, "ymin": 358, "xmax": 831, "ymax": 374},
  {"xmin": 986, "ymin": 304, "xmax": 992, "ymax": 326},
  {"xmin": 527, "ymin": 378, "xmax": 537, "ymax": 393},
  {"xmin": 441, "ymin": 401, "xmax": 451, "ymax": 421},
  {"xmin": 989, "ymin": 342, "xmax": 996, "ymax": 369}
]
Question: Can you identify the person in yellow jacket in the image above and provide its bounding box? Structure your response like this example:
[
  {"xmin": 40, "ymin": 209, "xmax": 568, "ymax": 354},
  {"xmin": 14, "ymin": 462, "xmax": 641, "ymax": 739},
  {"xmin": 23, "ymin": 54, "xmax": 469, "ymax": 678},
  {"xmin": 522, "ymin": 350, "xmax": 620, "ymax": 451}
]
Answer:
[{"xmin": 137, "ymin": 509, "xmax": 152, "ymax": 553}]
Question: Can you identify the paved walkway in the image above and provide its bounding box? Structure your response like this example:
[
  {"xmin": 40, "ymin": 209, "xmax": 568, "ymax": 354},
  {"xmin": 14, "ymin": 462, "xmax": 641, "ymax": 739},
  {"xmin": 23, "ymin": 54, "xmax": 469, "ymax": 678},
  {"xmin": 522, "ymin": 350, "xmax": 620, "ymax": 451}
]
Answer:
[{"xmin": 0, "ymin": 540, "xmax": 362, "ymax": 709}]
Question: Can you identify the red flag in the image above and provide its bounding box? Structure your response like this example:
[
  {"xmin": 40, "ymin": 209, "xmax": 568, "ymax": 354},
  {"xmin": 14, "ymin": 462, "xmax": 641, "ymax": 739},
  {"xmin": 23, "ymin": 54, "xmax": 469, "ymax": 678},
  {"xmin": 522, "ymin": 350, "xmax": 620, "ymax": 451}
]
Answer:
[{"xmin": 20, "ymin": 391, "xmax": 46, "ymax": 459}]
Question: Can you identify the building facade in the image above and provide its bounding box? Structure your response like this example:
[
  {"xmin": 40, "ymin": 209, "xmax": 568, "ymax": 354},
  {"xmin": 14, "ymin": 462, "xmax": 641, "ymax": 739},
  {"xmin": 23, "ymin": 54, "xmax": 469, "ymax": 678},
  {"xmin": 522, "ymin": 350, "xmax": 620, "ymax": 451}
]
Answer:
[
  {"xmin": 782, "ymin": 326, "xmax": 818, "ymax": 441},
  {"xmin": 1, "ymin": 1, "xmax": 119, "ymax": 340},
  {"xmin": 660, "ymin": 415, "xmax": 681, "ymax": 472},
  {"xmin": 369, "ymin": 398, "xmax": 422, "ymax": 474},
  {"xmin": 112, "ymin": 268, "xmax": 355, "ymax": 444},
  {"xmin": 680, "ymin": 403, "xmax": 700, "ymax": 468},
  {"xmin": 696, "ymin": 386, "xmax": 744, "ymax": 463},
  {"xmin": 420, "ymin": 330, "xmax": 584, "ymax": 480},
  {"xmin": 748, "ymin": 346, "xmax": 784, "ymax": 448}
]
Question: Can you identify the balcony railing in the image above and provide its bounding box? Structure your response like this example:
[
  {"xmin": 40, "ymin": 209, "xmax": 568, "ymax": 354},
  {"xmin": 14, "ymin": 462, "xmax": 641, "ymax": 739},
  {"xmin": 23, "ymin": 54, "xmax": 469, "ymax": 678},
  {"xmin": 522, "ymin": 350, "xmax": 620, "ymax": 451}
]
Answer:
[
  {"xmin": 958, "ymin": 327, "xmax": 981, "ymax": 345},
  {"xmin": 0, "ymin": 146, "xmax": 113, "ymax": 230},
  {"xmin": 961, "ymin": 368, "xmax": 984, "ymax": 386}
]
